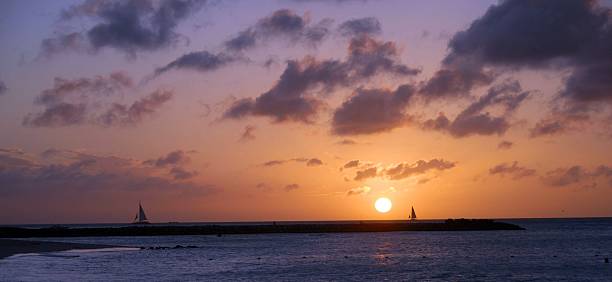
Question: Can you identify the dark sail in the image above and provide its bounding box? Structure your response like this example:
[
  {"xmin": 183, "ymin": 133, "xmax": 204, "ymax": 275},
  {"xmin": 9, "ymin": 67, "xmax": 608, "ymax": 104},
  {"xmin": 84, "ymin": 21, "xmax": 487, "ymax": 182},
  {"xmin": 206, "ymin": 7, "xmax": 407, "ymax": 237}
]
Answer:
[{"xmin": 133, "ymin": 202, "xmax": 150, "ymax": 224}]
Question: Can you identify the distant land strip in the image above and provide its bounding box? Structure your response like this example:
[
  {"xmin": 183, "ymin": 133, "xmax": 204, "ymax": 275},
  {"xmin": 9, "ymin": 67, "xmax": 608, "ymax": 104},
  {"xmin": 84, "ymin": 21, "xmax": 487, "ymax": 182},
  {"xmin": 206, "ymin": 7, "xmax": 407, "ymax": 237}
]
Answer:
[{"xmin": 0, "ymin": 219, "xmax": 523, "ymax": 238}]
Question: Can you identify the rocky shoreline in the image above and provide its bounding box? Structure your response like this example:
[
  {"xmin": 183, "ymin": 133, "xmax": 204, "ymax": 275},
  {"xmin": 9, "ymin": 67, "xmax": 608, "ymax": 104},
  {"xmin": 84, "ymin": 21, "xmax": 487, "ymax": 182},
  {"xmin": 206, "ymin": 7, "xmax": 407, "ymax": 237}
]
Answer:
[{"xmin": 0, "ymin": 219, "xmax": 524, "ymax": 238}]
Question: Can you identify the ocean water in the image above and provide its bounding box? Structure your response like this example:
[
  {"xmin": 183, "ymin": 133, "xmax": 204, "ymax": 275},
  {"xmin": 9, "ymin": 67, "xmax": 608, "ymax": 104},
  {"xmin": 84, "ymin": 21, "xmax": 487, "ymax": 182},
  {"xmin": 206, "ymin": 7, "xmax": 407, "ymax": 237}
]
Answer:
[{"xmin": 1, "ymin": 218, "xmax": 611, "ymax": 281}]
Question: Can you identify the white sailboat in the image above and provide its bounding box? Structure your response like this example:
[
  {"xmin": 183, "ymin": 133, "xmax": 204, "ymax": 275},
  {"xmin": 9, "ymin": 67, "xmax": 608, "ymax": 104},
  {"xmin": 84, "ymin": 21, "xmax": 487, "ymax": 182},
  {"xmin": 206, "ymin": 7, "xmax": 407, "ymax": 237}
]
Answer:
[
  {"xmin": 133, "ymin": 202, "xmax": 150, "ymax": 224},
  {"xmin": 409, "ymin": 206, "xmax": 417, "ymax": 221}
]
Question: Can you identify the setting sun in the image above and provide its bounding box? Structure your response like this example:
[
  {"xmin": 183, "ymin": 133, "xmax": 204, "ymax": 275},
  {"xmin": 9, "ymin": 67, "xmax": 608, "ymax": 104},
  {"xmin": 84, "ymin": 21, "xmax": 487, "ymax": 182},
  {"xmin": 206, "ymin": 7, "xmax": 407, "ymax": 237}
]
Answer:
[{"xmin": 374, "ymin": 197, "xmax": 392, "ymax": 213}]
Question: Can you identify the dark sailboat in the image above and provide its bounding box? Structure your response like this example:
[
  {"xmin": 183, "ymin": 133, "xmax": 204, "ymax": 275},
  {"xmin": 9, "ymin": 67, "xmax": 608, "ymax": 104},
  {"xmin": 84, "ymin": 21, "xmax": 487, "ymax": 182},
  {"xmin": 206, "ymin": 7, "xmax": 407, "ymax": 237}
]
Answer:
[
  {"xmin": 132, "ymin": 202, "xmax": 150, "ymax": 224},
  {"xmin": 409, "ymin": 206, "xmax": 417, "ymax": 221}
]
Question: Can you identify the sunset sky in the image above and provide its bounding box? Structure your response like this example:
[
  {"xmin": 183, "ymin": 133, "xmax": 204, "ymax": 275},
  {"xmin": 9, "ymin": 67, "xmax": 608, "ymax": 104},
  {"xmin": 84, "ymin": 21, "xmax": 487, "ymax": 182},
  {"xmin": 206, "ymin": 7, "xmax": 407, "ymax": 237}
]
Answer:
[{"xmin": 2, "ymin": 0, "xmax": 612, "ymax": 224}]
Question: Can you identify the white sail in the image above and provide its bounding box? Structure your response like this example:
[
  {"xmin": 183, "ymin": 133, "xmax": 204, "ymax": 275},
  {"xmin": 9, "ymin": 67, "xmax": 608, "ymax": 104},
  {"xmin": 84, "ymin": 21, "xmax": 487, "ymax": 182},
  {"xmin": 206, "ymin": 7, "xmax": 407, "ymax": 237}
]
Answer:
[
  {"xmin": 139, "ymin": 204, "xmax": 148, "ymax": 221},
  {"xmin": 133, "ymin": 202, "xmax": 150, "ymax": 224}
]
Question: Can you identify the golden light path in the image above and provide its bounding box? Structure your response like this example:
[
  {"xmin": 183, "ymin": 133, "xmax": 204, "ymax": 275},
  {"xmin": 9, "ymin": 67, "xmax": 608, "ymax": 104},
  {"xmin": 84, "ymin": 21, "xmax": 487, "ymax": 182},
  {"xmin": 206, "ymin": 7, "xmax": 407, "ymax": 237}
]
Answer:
[{"xmin": 374, "ymin": 197, "xmax": 392, "ymax": 213}]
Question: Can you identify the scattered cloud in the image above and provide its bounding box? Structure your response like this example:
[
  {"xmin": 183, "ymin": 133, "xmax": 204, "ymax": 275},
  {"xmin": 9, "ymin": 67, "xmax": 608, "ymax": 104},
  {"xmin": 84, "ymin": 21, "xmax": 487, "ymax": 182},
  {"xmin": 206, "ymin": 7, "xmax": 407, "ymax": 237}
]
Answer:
[
  {"xmin": 497, "ymin": 140, "xmax": 513, "ymax": 150},
  {"xmin": 144, "ymin": 150, "xmax": 190, "ymax": 167},
  {"xmin": 222, "ymin": 57, "xmax": 330, "ymax": 123},
  {"xmin": 346, "ymin": 185, "xmax": 371, "ymax": 196},
  {"xmin": 421, "ymin": 81, "xmax": 529, "ymax": 137},
  {"xmin": 543, "ymin": 166, "xmax": 589, "ymax": 187},
  {"xmin": 23, "ymin": 103, "xmax": 88, "ymax": 127},
  {"xmin": 306, "ymin": 158, "xmax": 323, "ymax": 166},
  {"xmin": 225, "ymin": 29, "xmax": 257, "ymax": 52},
  {"xmin": 419, "ymin": 58, "xmax": 494, "ymax": 99},
  {"xmin": 36, "ymin": 72, "xmax": 133, "ymax": 104},
  {"xmin": 284, "ymin": 183, "xmax": 300, "ymax": 191},
  {"xmin": 530, "ymin": 119, "xmax": 566, "ymax": 138},
  {"xmin": 96, "ymin": 90, "xmax": 174, "ymax": 126},
  {"xmin": 143, "ymin": 150, "xmax": 198, "ymax": 180},
  {"xmin": 224, "ymin": 9, "xmax": 332, "ymax": 52},
  {"xmin": 40, "ymin": 32, "xmax": 89, "ymax": 58},
  {"xmin": 223, "ymin": 35, "xmax": 419, "ymax": 123},
  {"xmin": 260, "ymin": 157, "xmax": 324, "ymax": 167},
  {"xmin": 0, "ymin": 148, "xmax": 214, "ymax": 198},
  {"xmin": 489, "ymin": 161, "xmax": 536, "ymax": 180},
  {"xmin": 420, "ymin": 30, "xmax": 431, "ymax": 39},
  {"xmin": 0, "ymin": 80, "xmax": 7, "ymax": 95},
  {"xmin": 332, "ymin": 84, "xmax": 416, "ymax": 135},
  {"xmin": 22, "ymin": 73, "xmax": 172, "ymax": 127},
  {"xmin": 594, "ymin": 165, "xmax": 612, "ymax": 178},
  {"xmin": 421, "ymin": 0, "xmax": 612, "ymax": 125},
  {"xmin": 541, "ymin": 165, "xmax": 612, "ymax": 188},
  {"xmin": 354, "ymin": 167, "xmax": 378, "ymax": 181},
  {"xmin": 343, "ymin": 160, "xmax": 360, "ymax": 169},
  {"xmin": 384, "ymin": 159, "xmax": 455, "ymax": 180},
  {"xmin": 418, "ymin": 178, "xmax": 431, "ymax": 184},
  {"xmin": 529, "ymin": 104, "xmax": 590, "ymax": 138},
  {"xmin": 336, "ymin": 139, "xmax": 357, "ymax": 145},
  {"xmin": 239, "ymin": 125, "xmax": 256, "ymax": 142},
  {"xmin": 263, "ymin": 57, "xmax": 279, "ymax": 69},
  {"xmin": 262, "ymin": 160, "xmax": 285, "ymax": 167},
  {"xmin": 340, "ymin": 159, "xmax": 374, "ymax": 172},
  {"xmin": 42, "ymin": 0, "xmax": 208, "ymax": 57},
  {"xmin": 153, "ymin": 51, "xmax": 243, "ymax": 77},
  {"xmin": 345, "ymin": 35, "xmax": 421, "ymax": 78},
  {"xmin": 170, "ymin": 167, "xmax": 197, "ymax": 180},
  {"xmin": 350, "ymin": 158, "xmax": 456, "ymax": 181},
  {"xmin": 337, "ymin": 17, "xmax": 381, "ymax": 37}
]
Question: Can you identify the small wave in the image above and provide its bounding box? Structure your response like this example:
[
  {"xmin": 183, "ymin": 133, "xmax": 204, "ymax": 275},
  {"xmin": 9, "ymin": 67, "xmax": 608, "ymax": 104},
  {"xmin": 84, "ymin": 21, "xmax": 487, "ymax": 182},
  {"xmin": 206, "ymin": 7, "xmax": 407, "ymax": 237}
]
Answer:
[
  {"xmin": 7, "ymin": 252, "xmax": 80, "ymax": 259},
  {"xmin": 65, "ymin": 247, "xmax": 141, "ymax": 254},
  {"xmin": 5, "ymin": 247, "xmax": 140, "ymax": 260}
]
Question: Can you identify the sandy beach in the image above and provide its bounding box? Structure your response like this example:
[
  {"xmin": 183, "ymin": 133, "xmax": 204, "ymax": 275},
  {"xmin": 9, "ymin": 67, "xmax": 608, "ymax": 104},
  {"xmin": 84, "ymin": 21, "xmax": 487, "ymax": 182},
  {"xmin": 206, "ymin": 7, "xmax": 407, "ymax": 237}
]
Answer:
[{"xmin": 0, "ymin": 239, "xmax": 119, "ymax": 259}]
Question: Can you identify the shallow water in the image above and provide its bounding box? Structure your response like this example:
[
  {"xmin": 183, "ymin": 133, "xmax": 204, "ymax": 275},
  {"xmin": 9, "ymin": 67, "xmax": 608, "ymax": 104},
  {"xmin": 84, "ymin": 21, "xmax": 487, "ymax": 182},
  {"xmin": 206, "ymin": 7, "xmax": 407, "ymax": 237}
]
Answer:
[{"xmin": 1, "ymin": 218, "xmax": 611, "ymax": 281}]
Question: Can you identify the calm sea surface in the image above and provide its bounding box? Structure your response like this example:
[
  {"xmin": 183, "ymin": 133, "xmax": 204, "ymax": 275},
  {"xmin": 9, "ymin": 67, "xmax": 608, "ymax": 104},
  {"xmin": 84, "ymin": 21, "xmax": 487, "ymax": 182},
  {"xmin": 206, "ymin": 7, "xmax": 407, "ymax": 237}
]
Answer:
[{"xmin": 1, "ymin": 218, "xmax": 611, "ymax": 281}]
